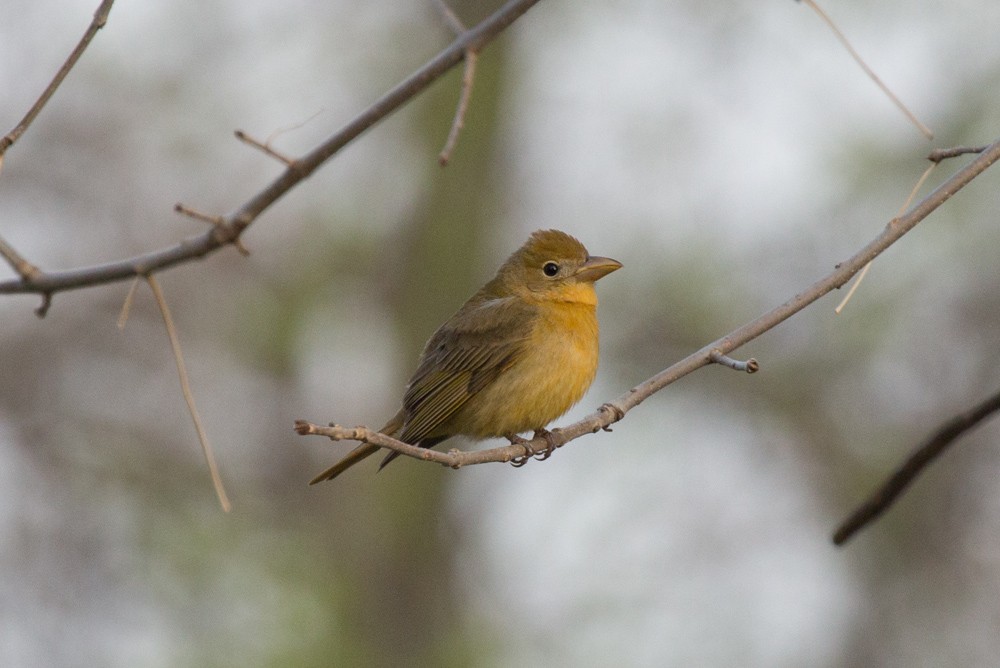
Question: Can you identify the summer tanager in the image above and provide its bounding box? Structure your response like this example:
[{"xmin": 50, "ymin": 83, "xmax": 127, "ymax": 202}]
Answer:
[{"xmin": 309, "ymin": 229, "xmax": 621, "ymax": 483}]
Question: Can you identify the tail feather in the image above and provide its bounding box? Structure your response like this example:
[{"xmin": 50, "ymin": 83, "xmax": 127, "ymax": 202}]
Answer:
[
  {"xmin": 377, "ymin": 435, "xmax": 448, "ymax": 471},
  {"xmin": 310, "ymin": 434, "xmax": 452, "ymax": 484},
  {"xmin": 309, "ymin": 410, "xmax": 407, "ymax": 485},
  {"xmin": 308, "ymin": 443, "xmax": 380, "ymax": 485}
]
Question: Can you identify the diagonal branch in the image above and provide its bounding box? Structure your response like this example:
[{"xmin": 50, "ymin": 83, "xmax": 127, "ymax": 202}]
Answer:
[
  {"xmin": 0, "ymin": 0, "xmax": 115, "ymax": 157},
  {"xmin": 0, "ymin": 0, "xmax": 544, "ymax": 300},
  {"xmin": 297, "ymin": 136, "xmax": 1000, "ymax": 469},
  {"xmin": 833, "ymin": 388, "xmax": 1000, "ymax": 546}
]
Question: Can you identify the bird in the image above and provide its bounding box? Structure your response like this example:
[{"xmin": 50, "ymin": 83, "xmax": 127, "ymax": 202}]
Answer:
[{"xmin": 309, "ymin": 229, "xmax": 621, "ymax": 484}]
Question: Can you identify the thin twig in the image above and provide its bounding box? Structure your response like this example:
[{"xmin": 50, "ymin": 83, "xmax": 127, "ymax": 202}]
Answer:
[
  {"xmin": 117, "ymin": 276, "xmax": 139, "ymax": 331},
  {"xmin": 928, "ymin": 145, "xmax": 988, "ymax": 164},
  {"xmin": 0, "ymin": 234, "xmax": 51, "ymax": 316},
  {"xmin": 173, "ymin": 203, "xmax": 223, "ymax": 225},
  {"xmin": 294, "ymin": 421, "xmax": 555, "ymax": 469},
  {"xmin": 833, "ymin": 388, "xmax": 1000, "ymax": 545},
  {"xmin": 146, "ymin": 274, "xmax": 231, "ymax": 512},
  {"xmin": 116, "ymin": 276, "xmax": 141, "ymax": 330},
  {"xmin": 0, "ymin": 0, "xmax": 115, "ymax": 156},
  {"xmin": 234, "ymin": 130, "xmax": 295, "ymax": 166},
  {"xmin": 297, "ymin": 137, "xmax": 1000, "ymax": 467},
  {"xmin": 433, "ymin": 0, "xmax": 480, "ymax": 166},
  {"xmin": 798, "ymin": 0, "xmax": 933, "ymax": 140},
  {"xmin": 174, "ymin": 203, "xmax": 249, "ymax": 256},
  {"xmin": 835, "ymin": 162, "xmax": 936, "ymax": 313},
  {"xmin": 0, "ymin": 0, "xmax": 544, "ymax": 301},
  {"xmin": 35, "ymin": 293, "xmax": 52, "ymax": 318},
  {"xmin": 833, "ymin": 259, "xmax": 871, "ymax": 315},
  {"xmin": 709, "ymin": 350, "xmax": 759, "ymax": 373},
  {"xmin": 439, "ymin": 51, "xmax": 478, "ymax": 166},
  {"xmin": 264, "ymin": 108, "xmax": 326, "ymax": 145},
  {"xmin": 0, "ymin": 235, "xmax": 41, "ymax": 280},
  {"xmin": 432, "ymin": 0, "xmax": 466, "ymax": 34}
]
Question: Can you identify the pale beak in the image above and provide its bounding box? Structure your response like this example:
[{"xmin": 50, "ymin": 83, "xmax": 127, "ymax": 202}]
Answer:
[{"xmin": 575, "ymin": 256, "xmax": 622, "ymax": 282}]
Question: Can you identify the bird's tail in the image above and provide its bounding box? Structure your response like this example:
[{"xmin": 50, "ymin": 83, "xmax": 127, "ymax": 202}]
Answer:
[
  {"xmin": 308, "ymin": 410, "xmax": 405, "ymax": 485},
  {"xmin": 308, "ymin": 443, "xmax": 380, "ymax": 484}
]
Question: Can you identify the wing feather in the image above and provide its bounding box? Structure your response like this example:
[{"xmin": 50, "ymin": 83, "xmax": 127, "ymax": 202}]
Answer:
[{"xmin": 398, "ymin": 296, "xmax": 536, "ymax": 444}]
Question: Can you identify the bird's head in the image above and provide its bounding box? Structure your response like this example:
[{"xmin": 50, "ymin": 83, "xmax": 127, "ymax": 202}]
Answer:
[{"xmin": 493, "ymin": 229, "xmax": 622, "ymax": 303}]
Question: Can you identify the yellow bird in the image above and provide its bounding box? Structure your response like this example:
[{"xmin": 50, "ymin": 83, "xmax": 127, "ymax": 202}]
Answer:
[{"xmin": 309, "ymin": 229, "xmax": 621, "ymax": 484}]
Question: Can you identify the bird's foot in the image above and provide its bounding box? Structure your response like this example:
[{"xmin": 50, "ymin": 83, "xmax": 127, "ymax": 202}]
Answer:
[
  {"xmin": 508, "ymin": 429, "xmax": 560, "ymax": 467},
  {"xmin": 507, "ymin": 433, "xmax": 535, "ymax": 467},
  {"xmin": 531, "ymin": 428, "xmax": 559, "ymax": 461}
]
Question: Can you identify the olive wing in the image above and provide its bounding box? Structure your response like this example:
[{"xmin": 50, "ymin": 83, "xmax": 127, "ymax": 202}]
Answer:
[{"xmin": 398, "ymin": 297, "xmax": 536, "ymax": 444}]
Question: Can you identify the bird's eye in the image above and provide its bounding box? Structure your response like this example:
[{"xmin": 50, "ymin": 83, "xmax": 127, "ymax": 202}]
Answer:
[{"xmin": 543, "ymin": 262, "xmax": 559, "ymax": 277}]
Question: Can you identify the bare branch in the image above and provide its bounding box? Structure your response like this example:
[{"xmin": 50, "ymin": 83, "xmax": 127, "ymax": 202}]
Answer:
[
  {"xmin": 0, "ymin": 0, "xmax": 115, "ymax": 157},
  {"xmin": 35, "ymin": 293, "xmax": 52, "ymax": 318},
  {"xmin": 835, "ymin": 161, "xmax": 936, "ymax": 313},
  {"xmin": 116, "ymin": 276, "xmax": 141, "ymax": 330},
  {"xmin": 297, "ymin": 136, "xmax": 1000, "ymax": 467},
  {"xmin": 174, "ymin": 203, "xmax": 250, "ymax": 256},
  {"xmin": 173, "ymin": 203, "xmax": 224, "ymax": 226},
  {"xmin": 709, "ymin": 350, "xmax": 759, "ymax": 373},
  {"xmin": 432, "ymin": 0, "xmax": 467, "ymax": 35},
  {"xmin": 0, "ymin": 235, "xmax": 41, "ymax": 280},
  {"xmin": 234, "ymin": 129, "xmax": 295, "ymax": 166},
  {"xmin": 928, "ymin": 145, "xmax": 988, "ymax": 164},
  {"xmin": 295, "ymin": 419, "xmax": 577, "ymax": 469},
  {"xmin": 833, "ymin": 388, "xmax": 1000, "ymax": 546},
  {"xmin": 146, "ymin": 275, "xmax": 231, "ymax": 512},
  {"xmin": 439, "ymin": 51, "xmax": 479, "ymax": 166},
  {"xmin": 798, "ymin": 0, "xmax": 933, "ymax": 140},
  {"xmin": 0, "ymin": 0, "xmax": 544, "ymax": 301},
  {"xmin": 433, "ymin": 0, "xmax": 479, "ymax": 166},
  {"xmin": 0, "ymin": 234, "xmax": 52, "ymax": 316}
]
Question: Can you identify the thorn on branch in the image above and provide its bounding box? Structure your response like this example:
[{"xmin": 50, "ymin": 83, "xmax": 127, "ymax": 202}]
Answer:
[
  {"xmin": 35, "ymin": 293, "xmax": 52, "ymax": 318},
  {"xmin": 234, "ymin": 129, "xmax": 296, "ymax": 167},
  {"xmin": 927, "ymin": 145, "xmax": 988, "ymax": 164},
  {"xmin": 174, "ymin": 202, "xmax": 222, "ymax": 225},
  {"xmin": 174, "ymin": 203, "xmax": 250, "ymax": 256},
  {"xmin": 709, "ymin": 350, "xmax": 759, "ymax": 373}
]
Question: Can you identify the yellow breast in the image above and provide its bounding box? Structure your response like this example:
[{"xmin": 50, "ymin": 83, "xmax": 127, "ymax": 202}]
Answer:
[{"xmin": 457, "ymin": 296, "xmax": 600, "ymax": 438}]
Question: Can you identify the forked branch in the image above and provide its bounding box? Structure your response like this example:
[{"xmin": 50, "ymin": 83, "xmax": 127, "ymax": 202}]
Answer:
[{"xmin": 0, "ymin": 0, "xmax": 545, "ymax": 303}]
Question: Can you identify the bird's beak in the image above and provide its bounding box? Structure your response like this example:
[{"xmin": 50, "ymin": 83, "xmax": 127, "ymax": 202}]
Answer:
[{"xmin": 575, "ymin": 256, "xmax": 622, "ymax": 282}]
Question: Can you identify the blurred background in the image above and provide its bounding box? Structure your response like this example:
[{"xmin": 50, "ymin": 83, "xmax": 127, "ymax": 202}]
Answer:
[{"xmin": 1, "ymin": 0, "xmax": 999, "ymax": 665}]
